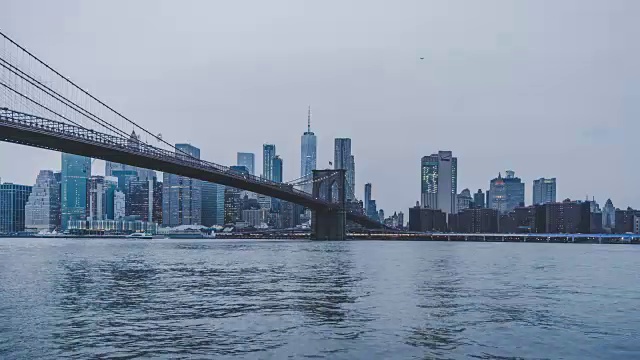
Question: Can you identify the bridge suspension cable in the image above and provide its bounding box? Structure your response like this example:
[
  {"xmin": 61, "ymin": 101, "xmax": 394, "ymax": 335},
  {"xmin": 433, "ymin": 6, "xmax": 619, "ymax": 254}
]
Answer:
[{"xmin": 0, "ymin": 30, "xmax": 197, "ymax": 161}]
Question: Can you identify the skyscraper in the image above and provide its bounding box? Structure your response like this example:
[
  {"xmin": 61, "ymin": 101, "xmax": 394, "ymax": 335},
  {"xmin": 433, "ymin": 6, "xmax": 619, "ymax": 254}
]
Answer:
[
  {"xmin": 533, "ymin": 178, "xmax": 556, "ymax": 205},
  {"xmin": 334, "ymin": 138, "xmax": 355, "ymax": 200},
  {"xmin": 61, "ymin": 153, "xmax": 91, "ymax": 230},
  {"xmin": 114, "ymin": 190, "xmax": 125, "ymax": 220},
  {"xmin": 364, "ymin": 183, "xmax": 372, "ymax": 215},
  {"xmin": 87, "ymin": 175, "xmax": 106, "ymax": 220},
  {"xmin": 489, "ymin": 171, "xmax": 524, "ymax": 214},
  {"xmin": 457, "ymin": 188, "xmax": 473, "ymax": 212},
  {"xmin": 162, "ymin": 144, "xmax": 202, "ymax": 226},
  {"xmin": 104, "ymin": 177, "xmax": 118, "ymax": 220},
  {"xmin": 223, "ymin": 166, "xmax": 249, "ymax": 224},
  {"xmin": 0, "ymin": 182, "xmax": 32, "ymax": 233},
  {"xmin": 263, "ymin": 144, "xmax": 276, "ymax": 181},
  {"xmin": 202, "ymin": 182, "xmax": 225, "ymax": 226},
  {"xmin": 224, "ymin": 166, "xmax": 249, "ymax": 224},
  {"xmin": 602, "ymin": 199, "xmax": 615, "ymax": 230},
  {"xmin": 272, "ymin": 156, "xmax": 283, "ymax": 183},
  {"xmin": 420, "ymin": 151, "xmax": 457, "ymax": 214},
  {"xmin": 348, "ymin": 155, "xmax": 355, "ymax": 199},
  {"xmin": 25, "ymin": 170, "xmax": 61, "ymax": 232},
  {"xmin": 237, "ymin": 152, "xmax": 255, "ymax": 176},
  {"xmin": 300, "ymin": 106, "xmax": 317, "ymax": 193},
  {"xmin": 127, "ymin": 177, "xmax": 161, "ymax": 223},
  {"xmin": 473, "ymin": 189, "xmax": 485, "ymax": 208}
]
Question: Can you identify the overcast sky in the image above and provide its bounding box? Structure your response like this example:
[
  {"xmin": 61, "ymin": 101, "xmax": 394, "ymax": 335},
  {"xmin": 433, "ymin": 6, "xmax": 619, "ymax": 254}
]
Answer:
[{"xmin": 1, "ymin": 0, "xmax": 638, "ymax": 213}]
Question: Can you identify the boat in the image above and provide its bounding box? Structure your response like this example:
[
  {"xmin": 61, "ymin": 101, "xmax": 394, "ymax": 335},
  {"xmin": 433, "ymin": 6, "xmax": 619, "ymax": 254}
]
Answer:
[{"xmin": 127, "ymin": 232, "xmax": 153, "ymax": 239}]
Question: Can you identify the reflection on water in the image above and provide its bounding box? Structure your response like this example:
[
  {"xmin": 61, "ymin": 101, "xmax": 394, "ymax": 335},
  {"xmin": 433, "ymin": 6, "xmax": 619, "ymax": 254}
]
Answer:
[{"xmin": 1, "ymin": 239, "xmax": 639, "ymax": 359}]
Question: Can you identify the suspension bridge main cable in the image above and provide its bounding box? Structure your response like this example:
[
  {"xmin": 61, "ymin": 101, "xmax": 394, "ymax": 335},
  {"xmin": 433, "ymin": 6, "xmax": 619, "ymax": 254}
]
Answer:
[
  {"xmin": 0, "ymin": 29, "xmax": 196, "ymax": 160},
  {"xmin": 0, "ymin": 57, "xmax": 131, "ymax": 140},
  {"xmin": 0, "ymin": 82, "xmax": 89, "ymax": 131}
]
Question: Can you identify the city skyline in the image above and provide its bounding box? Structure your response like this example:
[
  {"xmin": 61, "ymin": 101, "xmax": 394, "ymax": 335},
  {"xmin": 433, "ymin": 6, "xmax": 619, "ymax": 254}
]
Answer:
[{"xmin": 1, "ymin": 1, "xmax": 639, "ymax": 214}]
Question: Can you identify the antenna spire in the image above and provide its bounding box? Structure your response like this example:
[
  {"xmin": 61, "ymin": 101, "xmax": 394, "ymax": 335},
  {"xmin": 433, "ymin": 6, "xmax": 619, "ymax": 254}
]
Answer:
[{"xmin": 307, "ymin": 105, "xmax": 311, "ymax": 132}]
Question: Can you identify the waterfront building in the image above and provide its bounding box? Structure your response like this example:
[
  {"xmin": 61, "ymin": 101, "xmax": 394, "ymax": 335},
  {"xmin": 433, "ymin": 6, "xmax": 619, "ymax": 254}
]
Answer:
[
  {"xmin": 456, "ymin": 188, "xmax": 473, "ymax": 212},
  {"xmin": 61, "ymin": 153, "xmax": 91, "ymax": 230},
  {"xmin": 474, "ymin": 189, "xmax": 485, "ymax": 208},
  {"xmin": 300, "ymin": 106, "xmax": 317, "ymax": 194},
  {"xmin": 488, "ymin": 171, "xmax": 524, "ymax": 214},
  {"xmin": 223, "ymin": 186, "xmax": 240, "ymax": 224},
  {"xmin": 162, "ymin": 143, "xmax": 202, "ymax": 226},
  {"xmin": 0, "ymin": 182, "xmax": 32, "ymax": 233},
  {"xmin": 66, "ymin": 218, "xmax": 157, "ymax": 234},
  {"xmin": 201, "ymin": 182, "xmax": 225, "ymax": 226},
  {"xmin": 237, "ymin": 152, "xmax": 255, "ymax": 176},
  {"xmin": 104, "ymin": 177, "xmax": 118, "ymax": 220},
  {"xmin": 397, "ymin": 211, "xmax": 404, "ymax": 229},
  {"xmin": 334, "ymin": 138, "xmax": 355, "ymax": 201},
  {"xmin": 591, "ymin": 211, "xmax": 603, "ymax": 233},
  {"xmin": 408, "ymin": 206, "xmax": 447, "ymax": 232},
  {"xmin": 420, "ymin": 151, "xmax": 457, "ymax": 214},
  {"xmin": 114, "ymin": 190, "xmax": 125, "ymax": 220},
  {"xmin": 533, "ymin": 178, "xmax": 556, "ymax": 205},
  {"xmin": 614, "ymin": 207, "xmax": 640, "ymax": 234},
  {"xmin": 241, "ymin": 208, "xmax": 269, "ymax": 228},
  {"xmin": 87, "ymin": 176, "xmax": 107, "ymax": 220},
  {"xmin": 448, "ymin": 208, "xmax": 498, "ymax": 233},
  {"xmin": 279, "ymin": 201, "xmax": 304, "ymax": 229},
  {"xmin": 378, "ymin": 209, "xmax": 384, "ymax": 223},
  {"xmin": 25, "ymin": 170, "xmax": 61, "ymax": 232},
  {"xmin": 126, "ymin": 177, "xmax": 162, "ymax": 223},
  {"xmin": 263, "ymin": 144, "xmax": 276, "ymax": 181},
  {"xmin": 542, "ymin": 200, "xmax": 591, "ymax": 234}
]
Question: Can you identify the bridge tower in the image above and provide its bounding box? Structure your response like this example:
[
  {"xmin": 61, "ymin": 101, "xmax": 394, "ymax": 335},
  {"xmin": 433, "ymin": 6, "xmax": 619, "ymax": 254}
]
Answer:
[{"xmin": 311, "ymin": 169, "xmax": 346, "ymax": 240}]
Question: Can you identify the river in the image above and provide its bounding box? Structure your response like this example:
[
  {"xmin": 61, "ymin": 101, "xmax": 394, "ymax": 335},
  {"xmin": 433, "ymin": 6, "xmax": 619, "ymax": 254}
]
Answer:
[{"xmin": 0, "ymin": 238, "xmax": 638, "ymax": 359}]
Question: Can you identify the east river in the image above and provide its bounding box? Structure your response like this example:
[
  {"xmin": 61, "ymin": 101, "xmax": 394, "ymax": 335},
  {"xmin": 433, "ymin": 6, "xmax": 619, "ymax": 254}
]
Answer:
[{"xmin": 1, "ymin": 238, "xmax": 638, "ymax": 359}]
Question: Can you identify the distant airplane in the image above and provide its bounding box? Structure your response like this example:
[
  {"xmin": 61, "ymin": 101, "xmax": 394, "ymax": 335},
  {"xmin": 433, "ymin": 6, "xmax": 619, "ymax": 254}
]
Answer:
[{"xmin": 420, "ymin": 57, "xmax": 424, "ymax": 60}]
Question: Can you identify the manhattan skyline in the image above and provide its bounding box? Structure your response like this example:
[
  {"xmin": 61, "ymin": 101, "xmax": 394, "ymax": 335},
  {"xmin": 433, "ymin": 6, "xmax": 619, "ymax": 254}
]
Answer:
[{"xmin": 1, "ymin": 0, "xmax": 638, "ymax": 214}]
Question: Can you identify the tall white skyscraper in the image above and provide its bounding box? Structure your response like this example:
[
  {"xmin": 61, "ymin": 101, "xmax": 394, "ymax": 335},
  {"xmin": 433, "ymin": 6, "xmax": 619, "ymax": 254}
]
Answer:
[
  {"xmin": 300, "ymin": 106, "xmax": 317, "ymax": 194},
  {"xmin": 420, "ymin": 151, "xmax": 457, "ymax": 214}
]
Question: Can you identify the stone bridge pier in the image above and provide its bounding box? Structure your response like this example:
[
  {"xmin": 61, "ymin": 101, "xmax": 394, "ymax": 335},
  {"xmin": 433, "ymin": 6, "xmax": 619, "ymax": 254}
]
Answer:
[{"xmin": 311, "ymin": 169, "xmax": 346, "ymax": 240}]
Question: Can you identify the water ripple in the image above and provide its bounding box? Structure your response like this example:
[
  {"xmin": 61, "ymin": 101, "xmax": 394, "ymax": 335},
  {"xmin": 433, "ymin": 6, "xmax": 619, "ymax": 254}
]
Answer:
[{"xmin": 0, "ymin": 239, "xmax": 639, "ymax": 359}]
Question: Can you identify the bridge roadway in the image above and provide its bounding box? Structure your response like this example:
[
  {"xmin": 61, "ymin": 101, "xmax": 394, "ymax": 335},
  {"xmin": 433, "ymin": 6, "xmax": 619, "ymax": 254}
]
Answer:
[{"xmin": 0, "ymin": 108, "xmax": 384, "ymax": 230}]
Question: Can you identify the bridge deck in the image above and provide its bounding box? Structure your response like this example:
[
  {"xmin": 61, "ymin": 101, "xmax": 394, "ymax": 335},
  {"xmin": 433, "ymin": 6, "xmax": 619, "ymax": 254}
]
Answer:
[{"xmin": 0, "ymin": 108, "xmax": 384, "ymax": 228}]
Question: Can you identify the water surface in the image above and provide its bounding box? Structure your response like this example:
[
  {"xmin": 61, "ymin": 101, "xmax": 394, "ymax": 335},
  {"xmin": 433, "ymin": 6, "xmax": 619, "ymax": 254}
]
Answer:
[{"xmin": 0, "ymin": 238, "xmax": 638, "ymax": 359}]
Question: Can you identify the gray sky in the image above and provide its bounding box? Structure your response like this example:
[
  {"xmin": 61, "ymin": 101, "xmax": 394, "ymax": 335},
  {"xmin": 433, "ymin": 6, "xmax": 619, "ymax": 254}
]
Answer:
[{"xmin": 1, "ymin": 0, "xmax": 639, "ymax": 213}]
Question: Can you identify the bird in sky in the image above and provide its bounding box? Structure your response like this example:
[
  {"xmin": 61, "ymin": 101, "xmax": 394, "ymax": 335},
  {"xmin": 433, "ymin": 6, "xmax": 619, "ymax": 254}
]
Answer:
[{"xmin": 420, "ymin": 57, "xmax": 424, "ymax": 60}]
